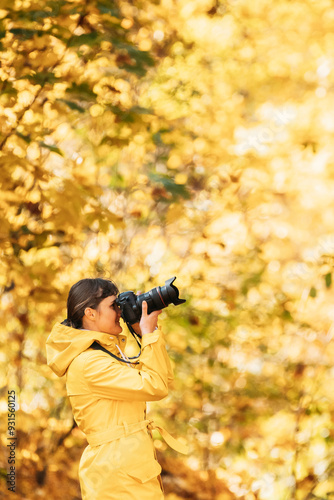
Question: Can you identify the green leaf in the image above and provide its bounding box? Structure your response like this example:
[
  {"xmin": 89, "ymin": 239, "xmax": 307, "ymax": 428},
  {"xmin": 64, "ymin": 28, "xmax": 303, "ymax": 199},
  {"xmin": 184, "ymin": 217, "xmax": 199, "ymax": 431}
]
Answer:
[
  {"xmin": 107, "ymin": 104, "xmax": 153, "ymax": 123},
  {"xmin": 100, "ymin": 136, "xmax": 129, "ymax": 147},
  {"xmin": 13, "ymin": 10, "xmax": 53, "ymax": 22},
  {"xmin": 108, "ymin": 105, "xmax": 135, "ymax": 123},
  {"xmin": 112, "ymin": 40, "xmax": 155, "ymax": 76},
  {"xmin": 66, "ymin": 82, "xmax": 97, "ymax": 100},
  {"xmin": 67, "ymin": 32, "xmax": 100, "ymax": 47},
  {"xmin": 113, "ymin": 41, "xmax": 154, "ymax": 66},
  {"xmin": 282, "ymin": 309, "xmax": 293, "ymax": 322},
  {"xmin": 241, "ymin": 270, "xmax": 265, "ymax": 295},
  {"xmin": 16, "ymin": 131, "xmax": 31, "ymax": 144},
  {"xmin": 45, "ymin": 0, "xmax": 68, "ymax": 16},
  {"xmin": 325, "ymin": 272, "xmax": 332, "ymax": 288},
  {"xmin": 149, "ymin": 172, "xmax": 191, "ymax": 201},
  {"xmin": 57, "ymin": 99, "xmax": 85, "ymax": 113},
  {"xmin": 39, "ymin": 142, "xmax": 64, "ymax": 156},
  {"xmin": 1, "ymin": 81, "xmax": 17, "ymax": 97},
  {"xmin": 309, "ymin": 286, "xmax": 317, "ymax": 298},
  {"xmin": 97, "ymin": 1, "xmax": 121, "ymax": 17},
  {"xmin": 129, "ymin": 105, "xmax": 152, "ymax": 115},
  {"xmin": 152, "ymin": 132, "xmax": 162, "ymax": 145},
  {"xmin": 152, "ymin": 129, "xmax": 171, "ymax": 146},
  {"xmin": 47, "ymin": 24, "xmax": 72, "ymax": 42},
  {"xmin": 20, "ymin": 71, "xmax": 60, "ymax": 86},
  {"xmin": 108, "ymin": 171, "xmax": 127, "ymax": 189},
  {"xmin": 10, "ymin": 28, "xmax": 45, "ymax": 39}
]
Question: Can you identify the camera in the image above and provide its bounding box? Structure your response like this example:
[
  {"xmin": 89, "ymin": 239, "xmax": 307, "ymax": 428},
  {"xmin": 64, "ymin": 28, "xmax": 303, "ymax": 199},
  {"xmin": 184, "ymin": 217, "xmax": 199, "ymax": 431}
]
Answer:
[{"xmin": 116, "ymin": 276, "xmax": 186, "ymax": 325}]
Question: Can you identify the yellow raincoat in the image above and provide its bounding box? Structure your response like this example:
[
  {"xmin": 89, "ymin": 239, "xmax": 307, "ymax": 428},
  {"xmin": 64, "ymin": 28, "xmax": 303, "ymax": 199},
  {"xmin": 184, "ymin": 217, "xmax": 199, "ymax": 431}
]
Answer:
[{"xmin": 46, "ymin": 323, "xmax": 187, "ymax": 500}]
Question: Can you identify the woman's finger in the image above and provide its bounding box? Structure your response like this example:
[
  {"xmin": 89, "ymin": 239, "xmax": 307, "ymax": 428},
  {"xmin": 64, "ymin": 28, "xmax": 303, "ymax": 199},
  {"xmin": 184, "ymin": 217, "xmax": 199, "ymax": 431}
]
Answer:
[{"xmin": 141, "ymin": 300, "xmax": 148, "ymax": 316}]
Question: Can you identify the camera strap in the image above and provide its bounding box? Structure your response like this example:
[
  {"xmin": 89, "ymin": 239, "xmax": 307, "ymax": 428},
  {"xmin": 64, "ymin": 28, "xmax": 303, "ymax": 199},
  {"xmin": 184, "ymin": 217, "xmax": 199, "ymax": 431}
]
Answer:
[
  {"xmin": 90, "ymin": 341, "xmax": 140, "ymax": 365},
  {"xmin": 127, "ymin": 323, "xmax": 142, "ymax": 351}
]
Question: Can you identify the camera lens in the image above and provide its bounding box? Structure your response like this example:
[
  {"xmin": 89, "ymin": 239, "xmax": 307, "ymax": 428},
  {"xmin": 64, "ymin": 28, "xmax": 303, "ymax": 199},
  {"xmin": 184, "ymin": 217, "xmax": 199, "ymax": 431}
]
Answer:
[{"xmin": 116, "ymin": 277, "xmax": 186, "ymax": 325}]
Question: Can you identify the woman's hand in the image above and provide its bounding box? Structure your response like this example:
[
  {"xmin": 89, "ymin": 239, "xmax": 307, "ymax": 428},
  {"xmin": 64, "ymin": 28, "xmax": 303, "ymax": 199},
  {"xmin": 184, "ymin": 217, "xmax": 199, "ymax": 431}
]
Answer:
[
  {"xmin": 131, "ymin": 292, "xmax": 161, "ymax": 336},
  {"xmin": 139, "ymin": 301, "xmax": 161, "ymax": 335},
  {"xmin": 131, "ymin": 291, "xmax": 143, "ymax": 336}
]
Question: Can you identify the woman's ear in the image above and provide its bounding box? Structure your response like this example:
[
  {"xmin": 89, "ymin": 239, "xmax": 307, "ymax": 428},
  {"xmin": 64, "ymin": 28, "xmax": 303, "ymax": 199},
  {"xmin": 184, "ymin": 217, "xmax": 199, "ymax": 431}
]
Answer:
[{"xmin": 84, "ymin": 307, "xmax": 96, "ymax": 321}]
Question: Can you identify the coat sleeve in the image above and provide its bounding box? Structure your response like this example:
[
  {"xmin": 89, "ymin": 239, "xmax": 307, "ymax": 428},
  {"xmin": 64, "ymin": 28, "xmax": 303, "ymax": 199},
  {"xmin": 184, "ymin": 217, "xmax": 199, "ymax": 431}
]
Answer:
[
  {"xmin": 83, "ymin": 328, "xmax": 172, "ymax": 401},
  {"xmin": 162, "ymin": 332, "xmax": 174, "ymax": 388}
]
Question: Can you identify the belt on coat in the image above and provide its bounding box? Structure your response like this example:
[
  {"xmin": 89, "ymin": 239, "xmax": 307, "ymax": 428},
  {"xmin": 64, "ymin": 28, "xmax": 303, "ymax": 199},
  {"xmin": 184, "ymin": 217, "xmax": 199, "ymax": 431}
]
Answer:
[{"xmin": 86, "ymin": 419, "xmax": 188, "ymax": 454}]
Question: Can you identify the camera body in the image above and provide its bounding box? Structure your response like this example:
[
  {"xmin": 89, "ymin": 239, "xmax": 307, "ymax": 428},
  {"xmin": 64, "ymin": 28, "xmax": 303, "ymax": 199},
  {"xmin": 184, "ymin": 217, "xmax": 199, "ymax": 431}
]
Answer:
[{"xmin": 116, "ymin": 277, "xmax": 186, "ymax": 325}]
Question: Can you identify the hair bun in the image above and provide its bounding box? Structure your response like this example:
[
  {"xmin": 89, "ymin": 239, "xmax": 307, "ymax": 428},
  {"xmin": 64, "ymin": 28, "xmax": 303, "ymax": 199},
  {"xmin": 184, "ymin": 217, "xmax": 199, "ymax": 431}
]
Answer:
[{"xmin": 61, "ymin": 318, "xmax": 72, "ymax": 327}]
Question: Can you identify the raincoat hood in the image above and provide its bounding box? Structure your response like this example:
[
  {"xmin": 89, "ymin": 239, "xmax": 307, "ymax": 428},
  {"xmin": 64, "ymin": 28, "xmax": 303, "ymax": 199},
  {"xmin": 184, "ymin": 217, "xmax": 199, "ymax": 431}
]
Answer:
[{"xmin": 45, "ymin": 322, "xmax": 127, "ymax": 377}]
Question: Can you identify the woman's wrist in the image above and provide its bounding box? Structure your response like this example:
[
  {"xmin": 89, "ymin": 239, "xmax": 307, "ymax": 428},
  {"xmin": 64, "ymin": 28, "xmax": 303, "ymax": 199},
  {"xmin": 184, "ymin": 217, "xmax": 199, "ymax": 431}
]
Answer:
[
  {"xmin": 131, "ymin": 322, "xmax": 158, "ymax": 336},
  {"xmin": 131, "ymin": 322, "xmax": 142, "ymax": 336},
  {"xmin": 141, "ymin": 326, "xmax": 158, "ymax": 335}
]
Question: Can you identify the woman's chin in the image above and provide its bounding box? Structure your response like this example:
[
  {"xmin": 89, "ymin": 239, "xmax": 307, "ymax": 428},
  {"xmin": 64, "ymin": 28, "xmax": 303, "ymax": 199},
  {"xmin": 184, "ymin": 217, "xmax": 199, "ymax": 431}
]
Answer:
[{"xmin": 105, "ymin": 324, "xmax": 123, "ymax": 335}]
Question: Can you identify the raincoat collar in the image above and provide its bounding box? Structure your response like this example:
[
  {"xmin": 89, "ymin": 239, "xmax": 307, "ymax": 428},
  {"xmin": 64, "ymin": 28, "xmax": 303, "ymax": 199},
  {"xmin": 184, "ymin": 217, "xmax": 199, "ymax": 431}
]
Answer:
[{"xmin": 45, "ymin": 322, "xmax": 127, "ymax": 377}]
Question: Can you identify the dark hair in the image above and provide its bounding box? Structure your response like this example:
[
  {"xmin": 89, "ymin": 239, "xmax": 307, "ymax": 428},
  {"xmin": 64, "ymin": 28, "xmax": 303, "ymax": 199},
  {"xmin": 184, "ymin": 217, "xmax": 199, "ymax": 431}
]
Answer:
[{"xmin": 61, "ymin": 278, "xmax": 119, "ymax": 329}]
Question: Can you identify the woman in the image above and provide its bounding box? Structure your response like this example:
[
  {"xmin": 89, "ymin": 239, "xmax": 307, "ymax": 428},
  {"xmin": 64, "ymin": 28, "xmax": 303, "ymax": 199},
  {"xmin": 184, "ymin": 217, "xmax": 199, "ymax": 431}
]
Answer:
[{"xmin": 46, "ymin": 278, "xmax": 186, "ymax": 500}]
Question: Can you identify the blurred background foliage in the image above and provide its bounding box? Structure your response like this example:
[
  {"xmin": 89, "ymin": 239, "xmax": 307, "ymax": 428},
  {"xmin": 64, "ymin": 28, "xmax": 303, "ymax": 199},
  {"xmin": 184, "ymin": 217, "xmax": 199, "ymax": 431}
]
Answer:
[{"xmin": 1, "ymin": 0, "xmax": 334, "ymax": 499}]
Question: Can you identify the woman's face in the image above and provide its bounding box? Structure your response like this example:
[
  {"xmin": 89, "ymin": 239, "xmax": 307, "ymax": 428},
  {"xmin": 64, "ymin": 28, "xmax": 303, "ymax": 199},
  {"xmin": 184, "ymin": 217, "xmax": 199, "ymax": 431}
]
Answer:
[{"xmin": 83, "ymin": 295, "xmax": 123, "ymax": 335}]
